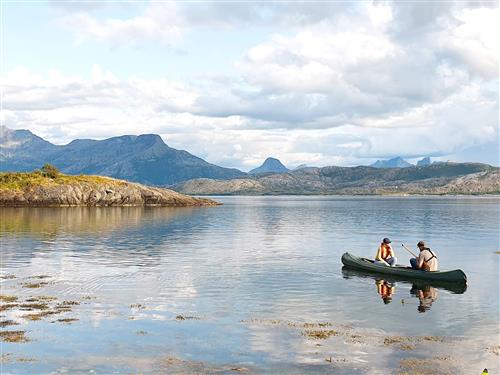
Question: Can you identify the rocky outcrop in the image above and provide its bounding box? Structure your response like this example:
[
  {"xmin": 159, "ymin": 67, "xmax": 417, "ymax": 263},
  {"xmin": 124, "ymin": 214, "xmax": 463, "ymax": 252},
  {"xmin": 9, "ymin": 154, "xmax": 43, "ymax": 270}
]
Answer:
[{"xmin": 0, "ymin": 175, "xmax": 219, "ymax": 207}]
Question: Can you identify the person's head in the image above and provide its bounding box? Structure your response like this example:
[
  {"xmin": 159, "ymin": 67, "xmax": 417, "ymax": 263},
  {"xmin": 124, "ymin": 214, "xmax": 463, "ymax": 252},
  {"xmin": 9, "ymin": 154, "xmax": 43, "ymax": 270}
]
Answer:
[
  {"xmin": 382, "ymin": 238, "xmax": 391, "ymax": 245},
  {"xmin": 383, "ymin": 296, "xmax": 392, "ymax": 304},
  {"xmin": 417, "ymin": 240, "xmax": 427, "ymax": 250}
]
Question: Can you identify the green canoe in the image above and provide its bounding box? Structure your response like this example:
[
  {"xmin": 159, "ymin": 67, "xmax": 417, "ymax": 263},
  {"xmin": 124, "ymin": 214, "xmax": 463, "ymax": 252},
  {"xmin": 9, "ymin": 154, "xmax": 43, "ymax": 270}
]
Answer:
[{"xmin": 341, "ymin": 252, "xmax": 467, "ymax": 284}]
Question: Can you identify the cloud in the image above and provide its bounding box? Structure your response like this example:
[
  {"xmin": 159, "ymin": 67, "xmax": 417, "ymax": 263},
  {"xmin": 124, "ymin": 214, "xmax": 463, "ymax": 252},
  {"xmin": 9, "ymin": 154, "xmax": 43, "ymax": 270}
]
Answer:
[
  {"xmin": 59, "ymin": 3, "xmax": 185, "ymax": 45},
  {"xmin": 57, "ymin": 2, "xmax": 351, "ymax": 46},
  {"xmin": 3, "ymin": 2, "xmax": 498, "ymax": 168}
]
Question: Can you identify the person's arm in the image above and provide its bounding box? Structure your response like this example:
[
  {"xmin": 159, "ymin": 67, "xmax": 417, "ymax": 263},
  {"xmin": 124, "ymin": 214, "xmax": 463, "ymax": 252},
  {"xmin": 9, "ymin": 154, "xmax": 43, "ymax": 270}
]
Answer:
[
  {"xmin": 388, "ymin": 245, "xmax": 395, "ymax": 258},
  {"xmin": 417, "ymin": 252, "xmax": 425, "ymax": 269}
]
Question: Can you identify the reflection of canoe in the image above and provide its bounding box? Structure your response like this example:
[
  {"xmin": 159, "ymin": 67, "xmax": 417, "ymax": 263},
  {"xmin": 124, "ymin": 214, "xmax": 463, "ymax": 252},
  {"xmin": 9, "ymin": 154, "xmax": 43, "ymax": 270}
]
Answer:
[
  {"xmin": 341, "ymin": 267, "xmax": 467, "ymax": 294},
  {"xmin": 341, "ymin": 252, "xmax": 467, "ymax": 285}
]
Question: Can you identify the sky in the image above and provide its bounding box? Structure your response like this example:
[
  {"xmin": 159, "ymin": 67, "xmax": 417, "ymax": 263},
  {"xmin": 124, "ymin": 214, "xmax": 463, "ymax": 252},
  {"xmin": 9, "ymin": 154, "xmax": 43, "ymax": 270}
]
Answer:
[{"xmin": 1, "ymin": 0, "xmax": 499, "ymax": 170}]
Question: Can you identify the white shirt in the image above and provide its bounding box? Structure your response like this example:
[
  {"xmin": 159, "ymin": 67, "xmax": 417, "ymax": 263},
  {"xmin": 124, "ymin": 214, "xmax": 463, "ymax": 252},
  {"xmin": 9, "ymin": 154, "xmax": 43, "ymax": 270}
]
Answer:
[{"xmin": 418, "ymin": 249, "xmax": 438, "ymax": 271}]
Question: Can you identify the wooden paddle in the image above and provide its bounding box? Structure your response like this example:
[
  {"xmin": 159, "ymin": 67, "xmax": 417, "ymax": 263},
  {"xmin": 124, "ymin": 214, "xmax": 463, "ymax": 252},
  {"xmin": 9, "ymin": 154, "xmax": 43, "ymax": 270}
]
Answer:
[{"xmin": 401, "ymin": 243, "xmax": 418, "ymax": 258}]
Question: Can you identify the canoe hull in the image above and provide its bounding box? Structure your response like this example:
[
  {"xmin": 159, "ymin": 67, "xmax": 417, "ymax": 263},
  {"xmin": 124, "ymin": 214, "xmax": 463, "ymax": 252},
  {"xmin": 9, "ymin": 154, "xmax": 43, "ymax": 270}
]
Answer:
[{"xmin": 341, "ymin": 252, "xmax": 467, "ymax": 284}]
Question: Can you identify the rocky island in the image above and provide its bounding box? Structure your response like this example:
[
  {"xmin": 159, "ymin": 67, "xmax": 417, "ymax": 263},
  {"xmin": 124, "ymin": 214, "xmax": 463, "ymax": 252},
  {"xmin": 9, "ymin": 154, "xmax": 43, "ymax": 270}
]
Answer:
[{"xmin": 0, "ymin": 165, "xmax": 219, "ymax": 207}]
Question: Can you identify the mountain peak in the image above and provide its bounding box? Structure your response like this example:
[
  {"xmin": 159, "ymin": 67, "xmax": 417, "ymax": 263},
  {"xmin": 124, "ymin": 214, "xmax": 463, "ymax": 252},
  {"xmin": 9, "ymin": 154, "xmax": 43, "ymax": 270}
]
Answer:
[
  {"xmin": 294, "ymin": 164, "xmax": 309, "ymax": 170},
  {"xmin": 0, "ymin": 126, "xmax": 35, "ymax": 139},
  {"xmin": 370, "ymin": 156, "xmax": 413, "ymax": 169},
  {"xmin": 249, "ymin": 157, "xmax": 289, "ymax": 174},
  {"xmin": 0, "ymin": 128, "xmax": 246, "ymax": 184},
  {"xmin": 417, "ymin": 157, "xmax": 431, "ymax": 166}
]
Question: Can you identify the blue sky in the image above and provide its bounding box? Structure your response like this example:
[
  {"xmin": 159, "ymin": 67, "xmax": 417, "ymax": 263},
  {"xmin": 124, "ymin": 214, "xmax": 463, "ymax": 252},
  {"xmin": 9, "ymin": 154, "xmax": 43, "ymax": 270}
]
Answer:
[{"xmin": 1, "ymin": 1, "xmax": 498, "ymax": 170}]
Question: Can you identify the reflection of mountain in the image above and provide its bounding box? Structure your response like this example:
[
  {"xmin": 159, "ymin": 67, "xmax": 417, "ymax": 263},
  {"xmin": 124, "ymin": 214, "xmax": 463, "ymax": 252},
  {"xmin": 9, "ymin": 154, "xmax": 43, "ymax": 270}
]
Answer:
[{"xmin": 0, "ymin": 207, "xmax": 209, "ymax": 268}]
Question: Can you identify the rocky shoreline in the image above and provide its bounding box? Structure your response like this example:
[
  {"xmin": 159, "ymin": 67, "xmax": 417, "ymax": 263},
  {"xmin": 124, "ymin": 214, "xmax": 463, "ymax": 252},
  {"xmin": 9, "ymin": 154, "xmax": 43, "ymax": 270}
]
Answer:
[{"xmin": 0, "ymin": 173, "xmax": 219, "ymax": 207}]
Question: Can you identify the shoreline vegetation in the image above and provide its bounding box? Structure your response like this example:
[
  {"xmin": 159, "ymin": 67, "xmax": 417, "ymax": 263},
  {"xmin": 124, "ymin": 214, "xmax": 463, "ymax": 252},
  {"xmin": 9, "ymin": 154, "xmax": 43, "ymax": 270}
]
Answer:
[{"xmin": 0, "ymin": 165, "xmax": 219, "ymax": 207}]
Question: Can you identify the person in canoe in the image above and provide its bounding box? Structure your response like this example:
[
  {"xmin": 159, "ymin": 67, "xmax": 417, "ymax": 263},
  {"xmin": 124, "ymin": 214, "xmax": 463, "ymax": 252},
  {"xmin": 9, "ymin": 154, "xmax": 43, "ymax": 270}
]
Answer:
[
  {"xmin": 410, "ymin": 241, "xmax": 438, "ymax": 271},
  {"xmin": 374, "ymin": 237, "xmax": 397, "ymax": 266}
]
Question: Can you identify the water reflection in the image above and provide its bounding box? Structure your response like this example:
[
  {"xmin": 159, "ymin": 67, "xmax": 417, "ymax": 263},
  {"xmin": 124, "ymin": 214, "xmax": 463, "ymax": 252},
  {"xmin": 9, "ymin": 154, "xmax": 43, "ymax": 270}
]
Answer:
[
  {"xmin": 0, "ymin": 206, "xmax": 199, "ymax": 236},
  {"xmin": 411, "ymin": 285, "xmax": 438, "ymax": 313},
  {"xmin": 374, "ymin": 278, "xmax": 439, "ymax": 312},
  {"xmin": 1, "ymin": 197, "xmax": 497, "ymax": 374},
  {"xmin": 375, "ymin": 279, "xmax": 396, "ymax": 304},
  {"xmin": 342, "ymin": 267, "xmax": 467, "ymax": 295}
]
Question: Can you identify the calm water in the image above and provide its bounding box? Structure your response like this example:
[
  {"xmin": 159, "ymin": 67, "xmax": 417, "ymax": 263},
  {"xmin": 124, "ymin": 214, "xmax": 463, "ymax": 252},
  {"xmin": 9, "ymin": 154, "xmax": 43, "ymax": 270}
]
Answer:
[{"xmin": 1, "ymin": 196, "xmax": 499, "ymax": 374}]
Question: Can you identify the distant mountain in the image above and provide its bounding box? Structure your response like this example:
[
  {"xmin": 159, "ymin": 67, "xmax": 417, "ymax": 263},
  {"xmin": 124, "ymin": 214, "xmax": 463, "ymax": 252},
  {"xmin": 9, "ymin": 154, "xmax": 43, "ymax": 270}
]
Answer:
[
  {"xmin": 293, "ymin": 164, "xmax": 310, "ymax": 170},
  {"xmin": 0, "ymin": 126, "xmax": 61, "ymax": 170},
  {"xmin": 173, "ymin": 163, "xmax": 500, "ymax": 195},
  {"xmin": 249, "ymin": 157, "xmax": 289, "ymax": 174},
  {"xmin": 0, "ymin": 126, "xmax": 245, "ymax": 185},
  {"xmin": 417, "ymin": 157, "xmax": 431, "ymax": 166},
  {"xmin": 371, "ymin": 157, "xmax": 413, "ymax": 168}
]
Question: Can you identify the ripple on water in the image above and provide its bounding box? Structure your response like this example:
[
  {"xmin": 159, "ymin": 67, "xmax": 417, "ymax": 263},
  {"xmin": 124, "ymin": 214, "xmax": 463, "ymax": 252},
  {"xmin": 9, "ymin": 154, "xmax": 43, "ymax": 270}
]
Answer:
[{"xmin": 0, "ymin": 198, "xmax": 498, "ymax": 373}]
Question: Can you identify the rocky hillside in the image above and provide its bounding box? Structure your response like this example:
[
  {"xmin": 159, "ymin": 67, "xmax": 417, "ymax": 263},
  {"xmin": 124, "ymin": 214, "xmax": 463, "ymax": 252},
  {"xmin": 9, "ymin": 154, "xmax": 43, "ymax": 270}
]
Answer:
[
  {"xmin": 173, "ymin": 163, "xmax": 500, "ymax": 195},
  {"xmin": 0, "ymin": 126, "xmax": 245, "ymax": 185},
  {"xmin": 0, "ymin": 171, "xmax": 219, "ymax": 207}
]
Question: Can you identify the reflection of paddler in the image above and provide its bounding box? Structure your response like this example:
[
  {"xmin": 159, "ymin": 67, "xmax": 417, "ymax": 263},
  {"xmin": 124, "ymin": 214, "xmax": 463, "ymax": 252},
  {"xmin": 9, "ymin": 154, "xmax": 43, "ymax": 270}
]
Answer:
[
  {"xmin": 376, "ymin": 279, "xmax": 395, "ymax": 304},
  {"xmin": 415, "ymin": 285, "xmax": 438, "ymax": 313}
]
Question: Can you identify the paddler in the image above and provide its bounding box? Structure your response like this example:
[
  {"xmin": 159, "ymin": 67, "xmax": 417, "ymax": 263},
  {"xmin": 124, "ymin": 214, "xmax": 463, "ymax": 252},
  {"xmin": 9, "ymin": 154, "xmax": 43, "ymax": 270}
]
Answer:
[
  {"xmin": 374, "ymin": 238, "xmax": 397, "ymax": 266},
  {"xmin": 410, "ymin": 241, "xmax": 439, "ymax": 271}
]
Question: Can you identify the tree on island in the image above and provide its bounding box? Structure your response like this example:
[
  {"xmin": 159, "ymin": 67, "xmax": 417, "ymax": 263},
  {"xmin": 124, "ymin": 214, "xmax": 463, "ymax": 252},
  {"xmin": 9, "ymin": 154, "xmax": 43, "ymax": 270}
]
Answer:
[{"xmin": 40, "ymin": 163, "xmax": 60, "ymax": 179}]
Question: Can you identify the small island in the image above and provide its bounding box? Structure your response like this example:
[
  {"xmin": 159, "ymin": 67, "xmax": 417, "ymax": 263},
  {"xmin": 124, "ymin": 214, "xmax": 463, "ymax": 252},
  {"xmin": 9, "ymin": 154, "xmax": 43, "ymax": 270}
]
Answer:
[{"xmin": 0, "ymin": 164, "xmax": 219, "ymax": 207}]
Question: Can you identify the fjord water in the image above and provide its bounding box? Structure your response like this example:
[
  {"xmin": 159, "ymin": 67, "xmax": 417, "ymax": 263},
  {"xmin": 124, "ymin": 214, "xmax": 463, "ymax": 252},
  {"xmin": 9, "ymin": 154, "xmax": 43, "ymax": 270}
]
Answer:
[{"xmin": 1, "ymin": 196, "xmax": 498, "ymax": 373}]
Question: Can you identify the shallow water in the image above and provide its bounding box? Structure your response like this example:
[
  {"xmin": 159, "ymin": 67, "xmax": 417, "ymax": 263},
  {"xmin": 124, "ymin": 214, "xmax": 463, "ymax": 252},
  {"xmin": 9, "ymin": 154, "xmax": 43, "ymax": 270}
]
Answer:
[{"xmin": 1, "ymin": 196, "xmax": 499, "ymax": 373}]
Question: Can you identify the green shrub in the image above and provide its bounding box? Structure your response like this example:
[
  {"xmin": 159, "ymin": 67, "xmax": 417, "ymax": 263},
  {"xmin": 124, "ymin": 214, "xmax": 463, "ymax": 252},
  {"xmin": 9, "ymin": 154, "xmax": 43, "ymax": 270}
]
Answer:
[{"xmin": 40, "ymin": 164, "xmax": 60, "ymax": 179}]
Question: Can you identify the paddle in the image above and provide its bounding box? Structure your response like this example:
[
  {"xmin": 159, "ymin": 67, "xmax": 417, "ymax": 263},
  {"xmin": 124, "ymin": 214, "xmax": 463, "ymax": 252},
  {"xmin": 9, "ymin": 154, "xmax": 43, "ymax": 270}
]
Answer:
[{"xmin": 401, "ymin": 243, "xmax": 418, "ymax": 258}]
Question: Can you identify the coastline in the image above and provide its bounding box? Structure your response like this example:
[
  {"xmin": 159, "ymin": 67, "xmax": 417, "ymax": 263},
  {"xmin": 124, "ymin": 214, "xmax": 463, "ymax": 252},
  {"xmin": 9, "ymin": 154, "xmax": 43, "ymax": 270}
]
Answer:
[{"xmin": 0, "ymin": 172, "xmax": 220, "ymax": 207}]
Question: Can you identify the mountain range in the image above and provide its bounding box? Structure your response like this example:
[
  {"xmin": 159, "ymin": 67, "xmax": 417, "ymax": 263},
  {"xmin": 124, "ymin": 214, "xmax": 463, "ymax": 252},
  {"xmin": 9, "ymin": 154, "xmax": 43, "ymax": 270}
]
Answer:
[
  {"xmin": 0, "ymin": 126, "xmax": 244, "ymax": 185},
  {"xmin": 2, "ymin": 127, "xmax": 498, "ymax": 195},
  {"xmin": 370, "ymin": 157, "xmax": 413, "ymax": 168},
  {"xmin": 370, "ymin": 156, "xmax": 433, "ymax": 168},
  {"xmin": 173, "ymin": 163, "xmax": 500, "ymax": 195}
]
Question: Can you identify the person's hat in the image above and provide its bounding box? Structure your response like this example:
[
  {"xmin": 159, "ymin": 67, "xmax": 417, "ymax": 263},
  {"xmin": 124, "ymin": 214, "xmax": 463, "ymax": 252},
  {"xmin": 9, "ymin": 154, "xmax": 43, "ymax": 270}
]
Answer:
[
  {"xmin": 417, "ymin": 240, "xmax": 426, "ymax": 247},
  {"xmin": 383, "ymin": 238, "xmax": 391, "ymax": 244}
]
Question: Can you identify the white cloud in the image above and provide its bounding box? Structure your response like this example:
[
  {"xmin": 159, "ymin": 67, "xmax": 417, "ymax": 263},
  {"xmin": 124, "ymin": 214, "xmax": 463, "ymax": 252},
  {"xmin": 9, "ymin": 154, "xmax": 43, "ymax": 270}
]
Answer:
[
  {"xmin": 439, "ymin": 7, "xmax": 499, "ymax": 79},
  {"xmin": 61, "ymin": 3, "xmax": 185, "ymax": 45},
  {"xmin": 3, "ymin": 2, "xmax": 499, "ymax": 168}
]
